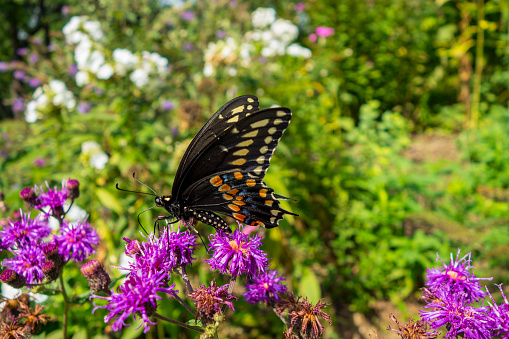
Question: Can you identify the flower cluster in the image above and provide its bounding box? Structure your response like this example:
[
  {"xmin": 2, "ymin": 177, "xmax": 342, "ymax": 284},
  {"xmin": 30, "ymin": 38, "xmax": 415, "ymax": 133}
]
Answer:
[
  {"xmin": 390, "ymin": 249, "xmax": 509, "ymax": 339},
  {"xmin": 80, "ymin": 140, "xmax": 109, "ymax": 170},
  {"xmin": 62, "ymin": 16, "xmax": 169, "ymax": 88},
  {"xmin": 25, "ymin": 80, "xmax": 76, "ymax": 123},
  {"xmin": 0, "ymin": 179, "xmax": 98, "ymax": 287},
  {"xmin": 203, "ymin": 7, "xmax": 311, "ymax": 77},
  {"xmin": 0, "ymin": 293, "xmax": 50, "ymax": 337},
  {"xmin": 90, "ymin": 228, "xmax": 196, "ymax": 333}
]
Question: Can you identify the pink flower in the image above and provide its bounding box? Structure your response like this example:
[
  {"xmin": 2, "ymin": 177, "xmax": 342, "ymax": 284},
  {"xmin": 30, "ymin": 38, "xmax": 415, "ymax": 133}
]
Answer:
[
  {"xmin": 308, "ymin": 33, "xmax": 317, "ymax": 42},
  {"xmin": 315, "ymin": 26, "xmax": 335, "ymax": 37},
  {"xmin": 295, "ymin": 3, "xmax": 305, "ymax": 11}
]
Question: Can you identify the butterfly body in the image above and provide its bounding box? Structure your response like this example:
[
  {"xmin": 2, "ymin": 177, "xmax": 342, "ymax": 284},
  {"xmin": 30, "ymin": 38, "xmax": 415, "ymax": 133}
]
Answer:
[{"xmin": 159, "ymin": 95, "xmax": 297, "ymax": 233}]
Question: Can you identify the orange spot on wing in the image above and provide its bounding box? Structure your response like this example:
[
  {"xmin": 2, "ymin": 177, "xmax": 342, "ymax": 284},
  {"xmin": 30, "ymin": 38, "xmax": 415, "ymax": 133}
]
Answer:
[
  {"xmin": 228, "ymin": 189, "xmax": 240, "ymax": 195},
  {"xmin": 223, "ymin": 194, "xmax": 233, "ymax": 200},
  {"xmin": 259, "ymin": 189, "xmax": 268, "ymax": 198},
  {"xmin": 219, "ymin": 184, "xmax": 231, "ymax": 192},
  {"xmin": 250, "ymin": 220, "xmax": 265, "ymax": 227},
  {"xmin": 210, "ymin": 176, "xmax": 223, "ymax": 186},
  {"xmin": 234, "ymin": 172, "xmax": 243, "ymax": 179},
  {"xmin": 228, "ymin": 204, "xmax": 241, "ymax": 212},
  {"xmin": 233, "ymin": 213, "xmax": 246, "ymax": 222},
  {"xmin": 233, "ymin": 201, "xmax": 246, "ymax": 206},
  {"xmin": 246, "ymin": 179, "xmax": 256, "ymax": 187}
]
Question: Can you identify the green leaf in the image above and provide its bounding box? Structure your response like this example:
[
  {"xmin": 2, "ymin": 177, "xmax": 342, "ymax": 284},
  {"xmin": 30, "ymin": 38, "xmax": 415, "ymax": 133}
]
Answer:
[
  {"xmin": 298, "ymin": 267, "xmax": 321, "ymax": 304},
  {"xmin": 95, "ymin": 188, "xmax": 123, "ymax": 214}
]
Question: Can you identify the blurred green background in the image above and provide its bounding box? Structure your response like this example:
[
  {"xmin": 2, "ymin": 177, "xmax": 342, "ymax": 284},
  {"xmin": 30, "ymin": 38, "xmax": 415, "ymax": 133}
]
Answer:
[{"xmin": 1, "ymin": 0, "xmax": 509, "ymax": 338}]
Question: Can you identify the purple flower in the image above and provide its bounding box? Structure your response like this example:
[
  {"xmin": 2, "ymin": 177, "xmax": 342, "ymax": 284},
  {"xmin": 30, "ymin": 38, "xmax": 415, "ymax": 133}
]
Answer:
[
  {"xmin": 16, "ymin": 48, "xmax": 28, "ymax": 56},
  {"xmin": 315, "ymin": 27, "xmax": 334, "ymax": 37},
  {"xmin": 0, "ymin": 211, "xmax": 51, "ymax": 248},
  {"xmin": 243, "ymin": 269, "xmax": 287, "ymax": 304},
  {"xmin": 425, "ymin": 249, "xmax": 491, "ymax": 304},
  {"xmin": 206, "ymin": 229, "xmax": 268, "ymax": 278},
  {"xmin": 92, "ymin": 270, "xmax": 177, "ymax": 333},
  {"xmin": 164, "ymin": 229, "xmax": 198, "ymax": 268},
  {"xmin": 3, "ymin": 245, "xmax": 46, "ymax": 284},
  {"xmin": 34, "ymin": 182, "xmax": 68, "ymax": 217},
  {"xmin": 61, "ymin": 5, "xmax": 70, "ymax": 15},
  {"xmin": 184, "ymin": 43, "xmax": 194, "ymax": 51},
  {"xmin": 69, "ymin": 64, "xmax": 78, "ymax": 77},
  {"xmin": 0, "ymin": 62, "xmax": 9, "ymax": 72},
  {"xmin": 55, "ymin": 216, "xmax": 99, "ymax": 262},
  {"xmin": 189, "ymin": 281, "xmax": 236, "ymax": 322},
  {"xmin": 161, "ymin": 100, "xmax": 174, "ymax": 111},
  {"xmin": 14, "ymin": 70, "xmax": 26, "ymax": 81},
  {"xmin": 295, "ymin": 3, "xmax": 305, "ymax": 11},
  {"xmin": 216, "ymin": 30, "xmax": 226, "ymax": 39},
  {"xmin": 78, "ymin": 102, "xmax": 92, "ymax": 113},
  {"xmin": 420, "ymin": 289, "xmax": 492, "ymax": 338},
  {"xmin": 81, "ymin": 260, "xmax": 111, "ymax": 293},
  {"xmin": 171, "ymin": 126, "xmax": 178, "ymax": 136},
  {"xmin": 33, "ymin": 38, "xmax": 42, "ymax": 45},
  {"xmin": 180, "ymin": 10, "xmax": 195, "ymax": 21},
  {"xmin": 33, "ymin": 158, "xmax": 45, "ymax": 167},
  {"xmin": 12, "ymin": 97, "xmax": 25, "ymax": 112},
  {"xmin": 486, "ymin": 284, "xmax": 509, "ymax": 338},
  {"xmin": 29, "ymin": 53, "xmax": 38, "ymax": 64},
  {"xmin": 28, "ymin": 78, "xmax": 41, "ymax": 88}
]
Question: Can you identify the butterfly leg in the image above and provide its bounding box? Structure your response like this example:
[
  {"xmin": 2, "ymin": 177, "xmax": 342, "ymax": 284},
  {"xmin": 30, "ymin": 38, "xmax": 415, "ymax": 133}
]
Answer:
[{"xmin": 191, "ymin": 210, "xmax": 232, "ymax": 233}]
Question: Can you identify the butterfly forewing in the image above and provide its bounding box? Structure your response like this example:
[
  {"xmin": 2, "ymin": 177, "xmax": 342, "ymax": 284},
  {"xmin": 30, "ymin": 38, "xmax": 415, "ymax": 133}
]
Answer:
[{"xmin": 172, "ymin": 95, "xmax": 260, "ymax": 198}]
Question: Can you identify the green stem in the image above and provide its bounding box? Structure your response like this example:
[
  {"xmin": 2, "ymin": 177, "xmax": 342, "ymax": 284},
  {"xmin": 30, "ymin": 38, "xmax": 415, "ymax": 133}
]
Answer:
[
  {"xmin": 59, "ymin": 274, "xmax": 69, "ymax": 339},
  {"xmin": 173, "ymin": 293, "xmax": 196, "ymax": 317},
  {"xmin": 153, "ymin": 312, "xmax": 204, "ymax": 333},
  {"xmin": 471, "ymin": 0, "xmax": 484, "ymax": 130}
]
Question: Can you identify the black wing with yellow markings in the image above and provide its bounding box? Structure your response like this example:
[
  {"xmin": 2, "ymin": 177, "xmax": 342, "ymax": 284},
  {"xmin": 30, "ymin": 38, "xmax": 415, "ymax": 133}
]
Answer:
[{"xmin": 162, "ymin": 95, "xmax": 296, "ymax": 231}]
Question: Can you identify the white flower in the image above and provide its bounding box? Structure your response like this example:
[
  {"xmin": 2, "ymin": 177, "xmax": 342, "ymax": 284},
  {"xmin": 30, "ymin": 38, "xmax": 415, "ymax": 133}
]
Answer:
[
  {"xmin": 63, "ymin": 16, "xmax": 86, "ymax": 44},
  {"xmin": 90, "ymin": 152, "xmax": 108, "ymax": 169},
  {"xmin": 83, "ymin": 20, "xmax": 103, "ymax": 41},
  {"xmin": 252, "ymin": 7, "xmax": 276, "ymax": 28},
  {"xmin": 81, "ymin": 140, "xmax": 101, "ymax": 153},
  {"xmin": 203, "ymin": 64, "xmax": 214, "ymax": 77},
  {"xmin": 1, "ymin": 284, "xmax": 48, "ymax": 305},
  {"xmin": 130, "ymin": 68, "xmax": 149, "ymax": 87},
  {"xmin": 88, "ymin": 50, "xmax": 105, "ymax": 73},
  {"xmin": 75, "ymin": 71, "xmax": 89, "ymax": 86},
  {"xmin": 25, "ymin": 101, "xmax": 38, "ymax": 123},
  {"xmin": 74, "ymin": 38, "xmax": 92, "ymax": 68},
  {"xmin": 113, "ymin": 49, "xmax": 137, "ymax": 65},
  {"xmin": 65, "ymin": 203, "xmax": 87, "ymax": 222},
  {"xmin": 286, "ymin": 43, "xmax": 312, "ymax": 58},
  {"xmin": 97, "ymin": 64, "xmax": 114, "ymax": 79},
  {"xmin": 66, "ymin": 31, "xmax": 88, "ymax": 44},
  {"xmin": 261, "ymin": 39, "xmax": 285, "ymax": 57},
  {"xmin": 49, "ymin": 80, "xmax": 66, "ymax": 94},
  {"xmin": 270, "ymin": 19, "xmax": 298, "ymax": 44},
  {"xmin": 227, "ymin": 67, "xmax": 237, "ymax": 76}
]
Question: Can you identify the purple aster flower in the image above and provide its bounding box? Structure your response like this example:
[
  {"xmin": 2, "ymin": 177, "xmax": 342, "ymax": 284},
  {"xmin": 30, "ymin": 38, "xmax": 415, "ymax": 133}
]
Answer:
[
  {"xmin": 171, "ymin": 126, "xmax": 178, "ymax": 136},
  {"xmin": 0, "ymin": 62, "xmax": 9, "ymax": 72},
  {"xmin": 33, "ymin": 158, "xmax": 45, "ymax": 167},
  {"xmin": 425, "ymin": 249, "xmax": 492, "ymax": 304},
  {"xmin": 206, "ymin": 229, "xmax": 268, "ymax": 278},
  {"xmin": 216, "ymin": 30, "xmax": 226, "ymax": 39},
  {"xmin": 12, "ymin": 97, "xmax": 25, "ymax": 112},
  {"xmin": 92, "ymin": 270, "xmax": 177, "ymax": 333},
  {"xmin": 420, "ymin": 288, "xmax": 492, "ymax": 338},
  {"xmin": 69, "ymin": 64, "xmax": 78, "ymax": 77},
  {"xmin": 243, "ymin": 269, "xmax": 287, "ymax": 304},
  {"xmin": 180, "ymin": 10, "xmax": 195, "ymax": 21},
  {"xmin": 29, "ymin": 53, "xmax": 38, "ymax": 64},
  {"xmin": 3, "ymin": 244, "xmax": 46, "ymax": 284},
  {"xmin": 61, "ymin": 5, "xmax": 70, "ymax": 15},
  {"xmin": 486, "ymin": 284, "xmax": 509, "ymax": 338},
  {"xmin": 14, "ymin": 70, "xmax": 26, "ymax": 81},
  {"xmin": 161, "ymin": 99, "xmax": 174, "ymax": 111},
  {"xmin": 54, "ymin": 215, "xmax": 99, "ymax": 262},
  {"xmin": 28, "ymin": 78, "xmax": 41, "ymax": 88},
  {"xmin": 16, "ymin": 48, "xmax": 28, "ymax": 56},
  {"xmin": 189, "ymin": 281, "xmax": 236, "ymax": 323},
  {"xmin": 163, "ymin": 228, "xmax": 198, "ymax": 268},
  {"xmin": 20, "ymin": 187, "xmax": 38, "ymax": 209},
  {"xmin": 184, "ymin": 43, "xmax": 194, "ymax": 51},
  {"xmin": 295, "ymin": 3, "xmax": 305, "ymax": 11},
  {"xmin": 0, "ymin": 211, "xmax": 51, "ymax": 248},
  {"xmin": 78, "ymin": 102, "xmax": 92, "ymax": 113},
  {"xmin": 33, "ymin": 38, "xmax": 42, "ymax": 45},
  {"xmin": 34, "ymin": 182, "xmax": 68, "ymax": 218}
]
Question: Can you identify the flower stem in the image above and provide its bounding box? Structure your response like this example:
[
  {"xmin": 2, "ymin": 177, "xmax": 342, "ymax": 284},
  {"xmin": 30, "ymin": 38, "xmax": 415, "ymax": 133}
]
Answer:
[
  {"xmin": 174, "ymin": 293, "xmax": 196, "ymax": 317},
  {"xmin": 221, "ymin": 275, "xmax": 237, "ymax": 313},
  {"xmin": 59, "ymin": 274, "xmax": 69, "ymax": 339},
  {"xmin": 153, "ymin": 312, "xmax": 204, "ymax": 333},
  {"xmin": 176, "ymin": 267, "xmax": 194, "ymax": 294}
]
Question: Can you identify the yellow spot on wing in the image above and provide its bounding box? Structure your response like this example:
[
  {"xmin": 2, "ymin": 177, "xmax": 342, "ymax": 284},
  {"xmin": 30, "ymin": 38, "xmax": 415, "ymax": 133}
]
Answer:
[
  {"xmin": 231, "ymin": 158, "xmax": 247, "ymax": 166},
  {"xmin": 260, "ymin": 146, "xmax": 268, "ymax": 154},
  {"xmin": 247, "ymin": 98, "xmax": 254, "ymax": 103},
  {"xmin": 256, "ymin": 156, "xmax": 265, "ymax": 164},
  {"xmin": 268, "ymin": 127, "xmax": 277, "ymax": 135},
  {"xmin": 253, "ymin": 166, "xmax": 263, "ymax": 175},
  {"xmin": 251, "ymin": 119, "xmax": 269, "ymax": 129},
  {"xmin": 243, "ymin": 130, "xmax": 258, "ymax": 138},
  {"xmin": 265, "ymin": 200, "xmax": 273, "ymax": 206},
  {"xmin": 227, "ymin": 115, "xmax": 239, "ymax": 123},
  {"xmin": 274, "ymin": 118, "xmax": 283, "ymax": 125},
  {"xmin": 232, "ymin": 106, "xmax": 244, "ymax": 114},
  {"xmin": 238, "ymin": 140, "xmax": 254, "ymax": 147},
  {"xmin": 277, "ymin": 110, "xmax": 286, "ymax": 117},
  {"xmin": 233, "ymin": 149, "xmax": 249, "ymax": 156},
  {"xmin": 264, "ymin": 136, "xmax": 272, "ymax": 144}
]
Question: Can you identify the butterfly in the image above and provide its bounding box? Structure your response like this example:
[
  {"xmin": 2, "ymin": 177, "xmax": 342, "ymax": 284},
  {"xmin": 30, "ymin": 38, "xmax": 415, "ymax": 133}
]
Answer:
[{"xmin": 154, "ymin": 95, "xmax": 297, "ymax": 233}]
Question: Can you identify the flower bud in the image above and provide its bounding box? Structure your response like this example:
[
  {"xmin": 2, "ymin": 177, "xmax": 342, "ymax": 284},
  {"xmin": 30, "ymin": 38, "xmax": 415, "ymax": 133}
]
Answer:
[
  {"xmin": 42, "ymin": 243, "xmax": 62, "ymax": 267},
  {"xmin": 124, "ymin": 238, "xmax": 142, "ymax": 257},
  {"xmin": 81, "ymin": 260, "xmax": 111, "ymax": 293},
  {"xmin": 65, "ymin": 179, "xmax": 80, "ymax": 200},
  {"xmin": 42, "ymin": 261, "xmax": 60, "ymax": 281},
  {"xmin": 0, "ymin": 269, "xmax": 26, "ymax": 288},
  {"xmin": 20, "ymin": 187, "xmax": 38, "ymax": 209}
]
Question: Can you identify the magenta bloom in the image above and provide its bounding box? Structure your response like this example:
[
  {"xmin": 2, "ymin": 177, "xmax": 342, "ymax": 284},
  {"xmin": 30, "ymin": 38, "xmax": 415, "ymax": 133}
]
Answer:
[
  {"xmin": 92, "ymin": 270, "xmax": 178, "ymax": 333},
  {"xmin": 315, "ymin": 26, "xmax": 335, "ymax": 37},
  {"xmin": 16, "ymin": 48, "xmax": 28, "ymax": 56},
  {"xmin": 28, "ymin": 78, "xmax": 41, "ymax": 88},
  {"xmin": 14, "ymin": 70, "xmax": 26, "ymax": 81},
  {"xmin": 308, "ymin": 33, "xmax": 317, "ymax": 42},
  {"xmin": 12, "ymin": 97, "xmax": 25, "ymax": 112},
  {"xmin": 0, "ymin": 211, "xmax": 51, "ymax": 248},
  {"xmin": 425, "ymin": 249, "xmax": 491, "ymax": 304},
  {"xmin": 161, "ymin": 100, "xmax": 174, "ymax": 111},
  {"xmin": 420, "ymin": 289, "xmax": 492, "ymax": 338},
  {"xmin": 34, "ymin": 182, "xmax": 68, "ymax": 217},
  {"xmin": 486, "ymin": 284, "xmax": 509, "ymax": 338},
  {"xmin": 243, "ymin": 269, "xmax": 287, "ymax": 304},
  {"xmin": 295, "ymin": 3, "xmax": 305, "ymax": 11},
  {"xmin": 55, "ymin": 216, "xmax": 99, "ymax": 262},
  {"xmin": 3, "ymin": 245, "xmax": 46, "ymax": 284},
  {"xmin": 206, "ymin": 229, "xmax": 268, "ymax": 278}
]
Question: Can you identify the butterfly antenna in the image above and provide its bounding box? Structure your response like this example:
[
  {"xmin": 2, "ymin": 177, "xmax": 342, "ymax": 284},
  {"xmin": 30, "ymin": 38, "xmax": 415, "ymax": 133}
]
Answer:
[
  {"xmin": 137, "ymin": 205, "xmax": 157, "ymax": 235},
  {"xmin": 115, "ymin": 183, "xmax": 156, "ymax": 196},
  {"xmin": 132, "ymin": 172, "xmax": 158, "ymax": 196},
  {"xmin": 197, "ymin": 231, "xmax": 209, "ymax": 252}
]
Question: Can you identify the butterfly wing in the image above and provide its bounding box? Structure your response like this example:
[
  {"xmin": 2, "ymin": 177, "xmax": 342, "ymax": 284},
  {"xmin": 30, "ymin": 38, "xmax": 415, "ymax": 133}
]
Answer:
[
  {"xmin": 171, "ymin": 95, "xmax": 260, "ymax": 199},
  {"xmin": 179, "ymin": 106, "xmax": 296, "ymax": 228}
]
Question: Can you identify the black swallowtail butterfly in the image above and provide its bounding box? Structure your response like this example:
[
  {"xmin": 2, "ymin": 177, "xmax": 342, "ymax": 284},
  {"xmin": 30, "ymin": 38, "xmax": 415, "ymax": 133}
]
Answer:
[{"xmin": 154, "ymin": 95, "xmax": 297, "ymax": 233}]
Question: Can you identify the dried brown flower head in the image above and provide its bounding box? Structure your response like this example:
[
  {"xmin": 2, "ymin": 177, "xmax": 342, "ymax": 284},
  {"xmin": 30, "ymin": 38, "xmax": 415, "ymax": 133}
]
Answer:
[{"xmin": 387, "ymin": 313, "xmax": 439, "ymax": 339}]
